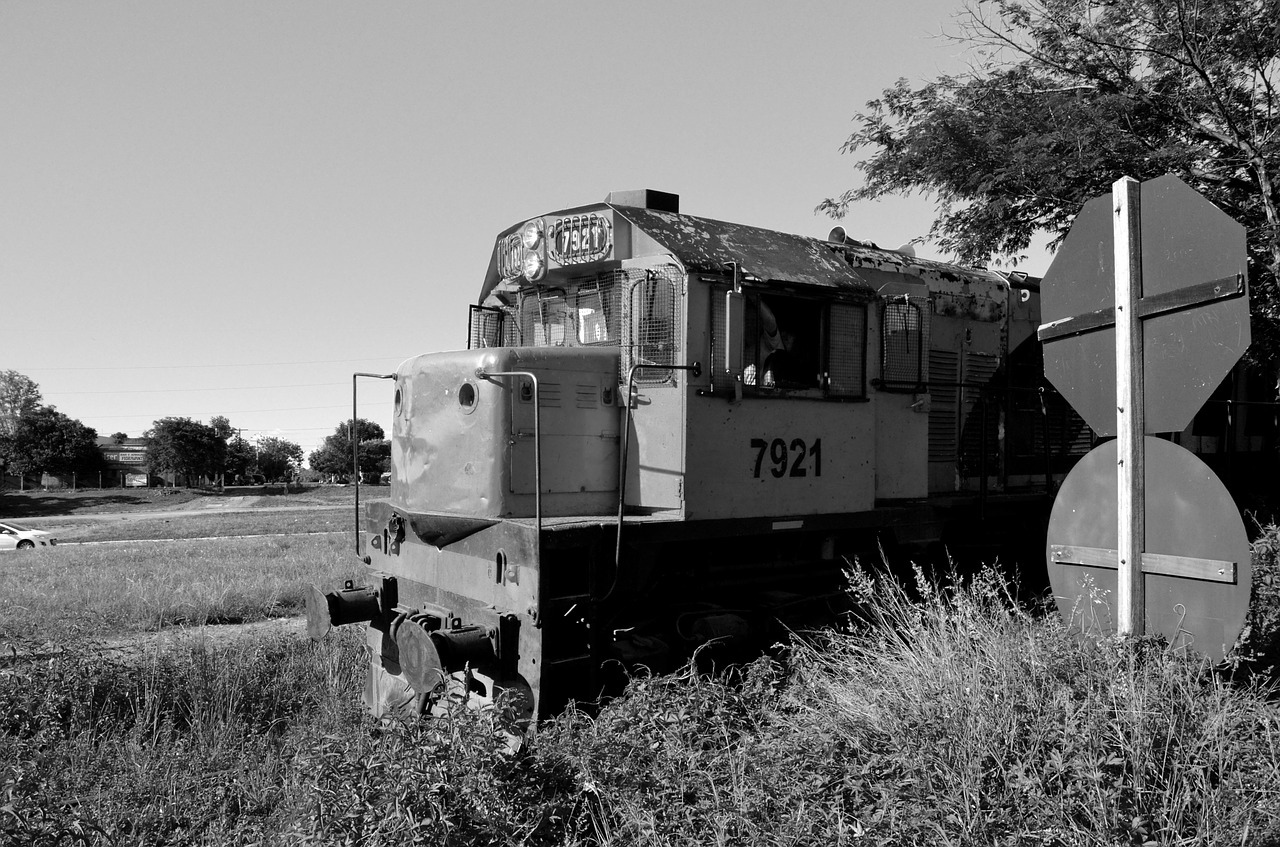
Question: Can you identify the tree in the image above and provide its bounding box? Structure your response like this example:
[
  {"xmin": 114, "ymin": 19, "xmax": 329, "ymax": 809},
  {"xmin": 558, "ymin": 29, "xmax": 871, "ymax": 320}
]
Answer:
[
  {"xmin": 308, "ymin": 418, "xmax": 391, "ymax": 478},
  {"xmin": 0, "ymin": 370, "xmax": 42, "ymax": 439},
  {"xmin": 209, "ymin": 415, "xmax": 234, "ymax": 440},
  {"xmin": 224, "ymin": 434, "xmax": 257, "ymax": 481},
  {"xmin": 7, "ymin": 406, "xmax": 102, "ymax": 477},
  {"xmin": 254, "ymin": 436, "xmax": 304, "ymax": 481},
  {"xmin": 111, "ymin": 432, "xmax": 129, "ymax": 444},
  {"xmin": 822, "ymin": 0, "xmax": 1280, "ymax": 361},
  {"xmin": 146, "ymin": 417, "xmax": 227, "ymax": 484}
]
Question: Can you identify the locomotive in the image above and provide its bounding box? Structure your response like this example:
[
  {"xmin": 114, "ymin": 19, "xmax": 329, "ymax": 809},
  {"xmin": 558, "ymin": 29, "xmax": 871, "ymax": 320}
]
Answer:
[{"xmin": 307, "ymin": 189, "xmax": 1091, "ymax": 721}]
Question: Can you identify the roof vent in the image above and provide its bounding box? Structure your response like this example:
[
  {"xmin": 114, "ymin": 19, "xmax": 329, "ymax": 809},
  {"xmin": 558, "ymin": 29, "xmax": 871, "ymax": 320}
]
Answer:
[{"xmin": 605, "ymin": 189, "xmax": 679, "ymax": 213}]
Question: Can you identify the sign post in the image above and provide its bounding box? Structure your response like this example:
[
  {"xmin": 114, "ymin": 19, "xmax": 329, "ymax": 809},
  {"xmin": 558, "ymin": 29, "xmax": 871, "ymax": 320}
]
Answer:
[
  {"xmin": 1039, "ymin": 173, "xmax": 1253, "ymax": 660},
  {"xmin": 1114, "ymin": 176, "xmax": 1145, "ymax": 636}
]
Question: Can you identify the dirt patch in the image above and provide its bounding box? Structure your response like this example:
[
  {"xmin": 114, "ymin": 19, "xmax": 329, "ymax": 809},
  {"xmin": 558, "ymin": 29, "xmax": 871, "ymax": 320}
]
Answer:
[
  {"xmin": 183, "ymin": 495, "xmax": 266, "ymax": 510},
  {"xmin": 1, "ymin": 617, "xmax": 311, "ymax": 668}
]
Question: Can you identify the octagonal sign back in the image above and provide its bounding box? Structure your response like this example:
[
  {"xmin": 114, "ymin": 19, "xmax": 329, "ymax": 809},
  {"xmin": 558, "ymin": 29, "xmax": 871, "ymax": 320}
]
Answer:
[{"xmin": 1040, "ymin": 175, "xmax": 1249, "ymax": 436}]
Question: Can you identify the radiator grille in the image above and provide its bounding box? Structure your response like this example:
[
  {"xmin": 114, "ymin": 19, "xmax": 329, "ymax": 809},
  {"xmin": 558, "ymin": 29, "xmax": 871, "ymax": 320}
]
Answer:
[{"xmin": 928, "ymin": 349, "xmax": 959, "ymax": 462}]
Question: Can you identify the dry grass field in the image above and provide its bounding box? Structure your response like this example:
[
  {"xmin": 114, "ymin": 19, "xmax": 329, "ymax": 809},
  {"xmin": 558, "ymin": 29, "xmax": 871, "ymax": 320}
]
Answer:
[{"xmin": 3, "ymin": 496, "xmax": 1280, "ymax": 844}]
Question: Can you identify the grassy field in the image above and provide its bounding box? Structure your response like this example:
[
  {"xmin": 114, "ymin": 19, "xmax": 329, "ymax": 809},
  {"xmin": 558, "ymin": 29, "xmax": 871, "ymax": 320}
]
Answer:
[
  {"xmin": 0, "ymin": 534, "xmax": 365, "ymax": 644},
  {"xmin": 47, "ymin": 507, "xmax": 353, "ymax": 543},
  {"xmin": 3, "ymin": 506, "xmax": 1280, "ymax": 844},
  {"xmin": 1, "ymin": 483, "xmax": 369, "ymax": 541},
  {"xmin": 0, "ymin": 482, "xmax": 368, "ymax": 517}
]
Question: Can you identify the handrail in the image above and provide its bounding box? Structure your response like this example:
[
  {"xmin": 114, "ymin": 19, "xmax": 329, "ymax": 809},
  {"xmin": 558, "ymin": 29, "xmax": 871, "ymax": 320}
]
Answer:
[
  {"xmin": 475, "ymin": 368, "xmax": 542, "ymax": 569},
  {"xmin": 353, "ymin": 372, "xmax": 396, "ymax": 564}
]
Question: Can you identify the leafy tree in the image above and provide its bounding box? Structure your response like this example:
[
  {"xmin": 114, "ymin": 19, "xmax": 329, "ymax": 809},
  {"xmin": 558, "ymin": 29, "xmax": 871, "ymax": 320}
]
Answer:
[
  {"xmin": 309, "ymin": 418, "xmax": 390, "ymax": 477},
  {"xmin": 254, "ymin": 436, "xmax": 304, "ymax": 481},
  {"xmin": 146, "ymin": 417, "xmax": 227, "ymax": 484},
  {"xmin": 0, "ymin": 370, "xmax": 42, "ymax": 439},
  {"xmin": 209, "ymin": 415, "xmax": 235, "ymax": 440},
  {"xmin": 7, "ymin": 405, "xmax": 103, "ymax": 477},
  {"xmin": 111, "ymin": 432, "xmax": 129, "ymax": 444},
  {"xmin": 822, "ymin": 0, "xmax": 1280, "ymax": 361},
  {"xmin": 225, "ymin": 434, "xmax": 257, "ymax": 481}
]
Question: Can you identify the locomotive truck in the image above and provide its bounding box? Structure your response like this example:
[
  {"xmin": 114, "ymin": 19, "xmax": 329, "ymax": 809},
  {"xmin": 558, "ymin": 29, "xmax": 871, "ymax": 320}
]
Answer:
[{"xmin": 307, "ymin": 189, "xmax": 1091, "ymax": 721}]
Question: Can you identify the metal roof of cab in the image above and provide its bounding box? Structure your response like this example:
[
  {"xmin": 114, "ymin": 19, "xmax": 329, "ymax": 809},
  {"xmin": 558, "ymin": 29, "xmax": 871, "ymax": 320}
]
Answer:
[{"xmin": 479, "ymin": 194, "xmax": 1012, "ymax": 303}]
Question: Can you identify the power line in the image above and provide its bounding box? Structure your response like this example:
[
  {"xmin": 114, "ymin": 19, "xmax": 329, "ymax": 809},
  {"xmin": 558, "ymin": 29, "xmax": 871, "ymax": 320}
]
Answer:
[
  {"xmin": 15, "ymin": 356, "xmax": 409, "ymax": 372},
  {"xmin": 85, "ymin": 404, "xmax": 354, "ymax": 419},
  {"xmin": 44, "ymin": 382, "xmax": 348, "ymax": 396}
]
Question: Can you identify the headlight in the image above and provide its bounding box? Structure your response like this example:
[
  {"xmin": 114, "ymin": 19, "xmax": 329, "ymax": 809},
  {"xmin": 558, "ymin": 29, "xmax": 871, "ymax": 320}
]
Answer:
[
  {"xmin": 520, "ymin": 219, "xmax": 543, "ymax": 250},
  {"xmin": 523, "ymin": 252, "xmax": 546, "ymax": 282}
]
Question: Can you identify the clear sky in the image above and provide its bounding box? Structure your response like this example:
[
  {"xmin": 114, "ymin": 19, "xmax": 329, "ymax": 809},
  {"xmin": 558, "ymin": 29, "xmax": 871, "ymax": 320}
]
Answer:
[{"xmin": 2, "ymin": 0, "xmax": 1054, "ymax": 462}]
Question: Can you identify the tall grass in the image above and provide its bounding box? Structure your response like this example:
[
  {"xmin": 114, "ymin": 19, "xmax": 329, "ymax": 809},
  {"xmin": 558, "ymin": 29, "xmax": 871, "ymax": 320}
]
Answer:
[
  {"xmin": 530, "ymin": 568, "xmax": 1280, "ymax": 844},
  {"xmin": 2, "ymin": 628, "xmax": 369, "ymax": 846},
  {"xmin": 780, "ymin": 567, "xmax": 1280, "ymax": 843},
  {"xmin": 4, "ymin": 539, "xmax": 1280, "ymax": 843}
]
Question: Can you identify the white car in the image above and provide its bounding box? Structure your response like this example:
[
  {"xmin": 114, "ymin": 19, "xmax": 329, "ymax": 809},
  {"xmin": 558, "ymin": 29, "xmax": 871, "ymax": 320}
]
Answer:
[{"xmin": 0, "ymin": 521, "xmax": 57, "ymax": 550}]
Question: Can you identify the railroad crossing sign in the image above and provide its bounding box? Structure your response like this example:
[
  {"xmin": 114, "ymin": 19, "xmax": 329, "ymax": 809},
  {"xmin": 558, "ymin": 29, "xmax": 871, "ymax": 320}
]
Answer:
[
  {"xmin": 1038, "ymin": 174, "xmax": 1252, "ymax": 654},
  {"xmin": 1038, "ymin": 174, "xmax": 1249, "ymax": 436},
  {"xmin": 1046, "ymin": 437, "xmax": 1250, "ymax": 662}
]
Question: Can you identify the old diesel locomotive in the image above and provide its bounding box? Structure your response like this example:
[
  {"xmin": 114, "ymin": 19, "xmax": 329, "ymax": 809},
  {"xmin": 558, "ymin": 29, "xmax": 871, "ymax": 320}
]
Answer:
[{"xmin": 307, "ymin": 189, "xmax": 1090, "ymax": 720}]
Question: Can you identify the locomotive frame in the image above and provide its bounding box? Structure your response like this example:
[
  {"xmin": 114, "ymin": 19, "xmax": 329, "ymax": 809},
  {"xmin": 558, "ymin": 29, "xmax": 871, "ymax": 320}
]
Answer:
[{"xmin": 308, "ymin": 189, "xmax": 1094, "ymax": 721}]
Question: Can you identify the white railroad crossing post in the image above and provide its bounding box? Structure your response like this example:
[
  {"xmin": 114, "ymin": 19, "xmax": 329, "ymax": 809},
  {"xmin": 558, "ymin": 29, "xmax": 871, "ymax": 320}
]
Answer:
[{"xmin": 1113, "ymin": 176, "xmax": 1145, "ymax": 636}]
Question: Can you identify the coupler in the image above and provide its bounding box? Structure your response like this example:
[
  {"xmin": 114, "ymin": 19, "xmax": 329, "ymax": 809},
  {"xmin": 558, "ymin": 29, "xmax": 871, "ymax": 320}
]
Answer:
[{"xmin": 306, "ymin": 580, "xmax": 383, "ymax": 640}]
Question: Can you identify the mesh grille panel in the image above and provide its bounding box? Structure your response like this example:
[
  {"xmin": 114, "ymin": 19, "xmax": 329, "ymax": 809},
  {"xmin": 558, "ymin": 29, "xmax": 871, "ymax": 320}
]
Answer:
[
  {"xmin": 881, "ymin": 300, "xmax": 930, "ymax": 389},
  {"xmin": 468, "ymin": 305, "xmax": 505, "ymax": 349},
  {"xmin": 827, "ymin": 303, "xmax": 867, "ymax": 398},
  {"xmin": 624, "ymin": 265, "xmax": 684, "ymax": 386},
  {"xmin": 507, "ymin": 271, "xmax": 627, "ymax": 350},
  {"xmin": 499, "ymin": 266, "xmax": 683, "ymax": 386}
]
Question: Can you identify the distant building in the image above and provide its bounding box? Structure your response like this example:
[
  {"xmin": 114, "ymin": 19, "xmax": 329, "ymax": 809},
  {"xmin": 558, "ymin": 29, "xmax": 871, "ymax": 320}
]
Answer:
[{"xmin": 96, "ymin": 436, "xmax": 154, "ymax": 487}]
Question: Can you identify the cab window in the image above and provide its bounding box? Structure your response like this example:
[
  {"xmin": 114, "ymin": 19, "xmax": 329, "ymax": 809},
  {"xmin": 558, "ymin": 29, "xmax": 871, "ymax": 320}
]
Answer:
[{"xmin": 720, "ymin": 290, "xmax": 865, "ymax": 400}]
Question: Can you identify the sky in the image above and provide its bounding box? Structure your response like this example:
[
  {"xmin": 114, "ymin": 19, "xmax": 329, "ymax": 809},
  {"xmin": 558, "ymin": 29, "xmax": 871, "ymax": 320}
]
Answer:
[{"xmin": 1, "ymin": 0, "xmax": 1057, "ymax": 463}]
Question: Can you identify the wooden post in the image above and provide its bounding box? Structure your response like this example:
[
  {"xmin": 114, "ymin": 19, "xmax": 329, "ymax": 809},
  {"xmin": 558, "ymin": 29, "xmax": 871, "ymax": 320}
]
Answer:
[{"xmin": 1114, "ymin": 176, "xmax": 1145, "ymax": 635}]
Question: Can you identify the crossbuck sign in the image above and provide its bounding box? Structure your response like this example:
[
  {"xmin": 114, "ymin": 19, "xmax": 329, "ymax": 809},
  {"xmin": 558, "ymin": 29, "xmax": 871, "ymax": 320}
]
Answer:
[{"xmin": 1038, "ymin": 175, "xmax": 1252, "ymax": 661}]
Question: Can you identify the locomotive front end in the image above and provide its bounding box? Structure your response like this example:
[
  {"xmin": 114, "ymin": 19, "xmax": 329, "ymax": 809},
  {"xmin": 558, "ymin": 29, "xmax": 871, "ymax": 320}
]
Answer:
[{"xmin": 309, "ymin": 345, "xmax": 622, "ymax": 720}]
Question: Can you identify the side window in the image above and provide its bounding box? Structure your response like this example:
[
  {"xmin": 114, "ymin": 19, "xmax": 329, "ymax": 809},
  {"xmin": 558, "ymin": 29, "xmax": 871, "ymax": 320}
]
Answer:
[
  {"xmin": 710, "ymin": 285, "xmax": 867, "ymax": 400},
  {"xmin": 624, "ymin": 265, "xmax": 684, "ymax": 385},
  {"xmin": 881, "ymin": 298, "xmax": 930, "ymax": 390},
  {"xmin": 745, "ymin": 295, "xmax": 823, "ymax": 390},
  {"xmin": 574, "ymin": 280, "xmax": 618, "ymax": 345},
  {"xmin": 826, "ymin": 302, "xmax": 867, "ymax": 399},
  {"xmin": 468, "ymin": 305, "xmax": 505, "ymax": 349}
]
